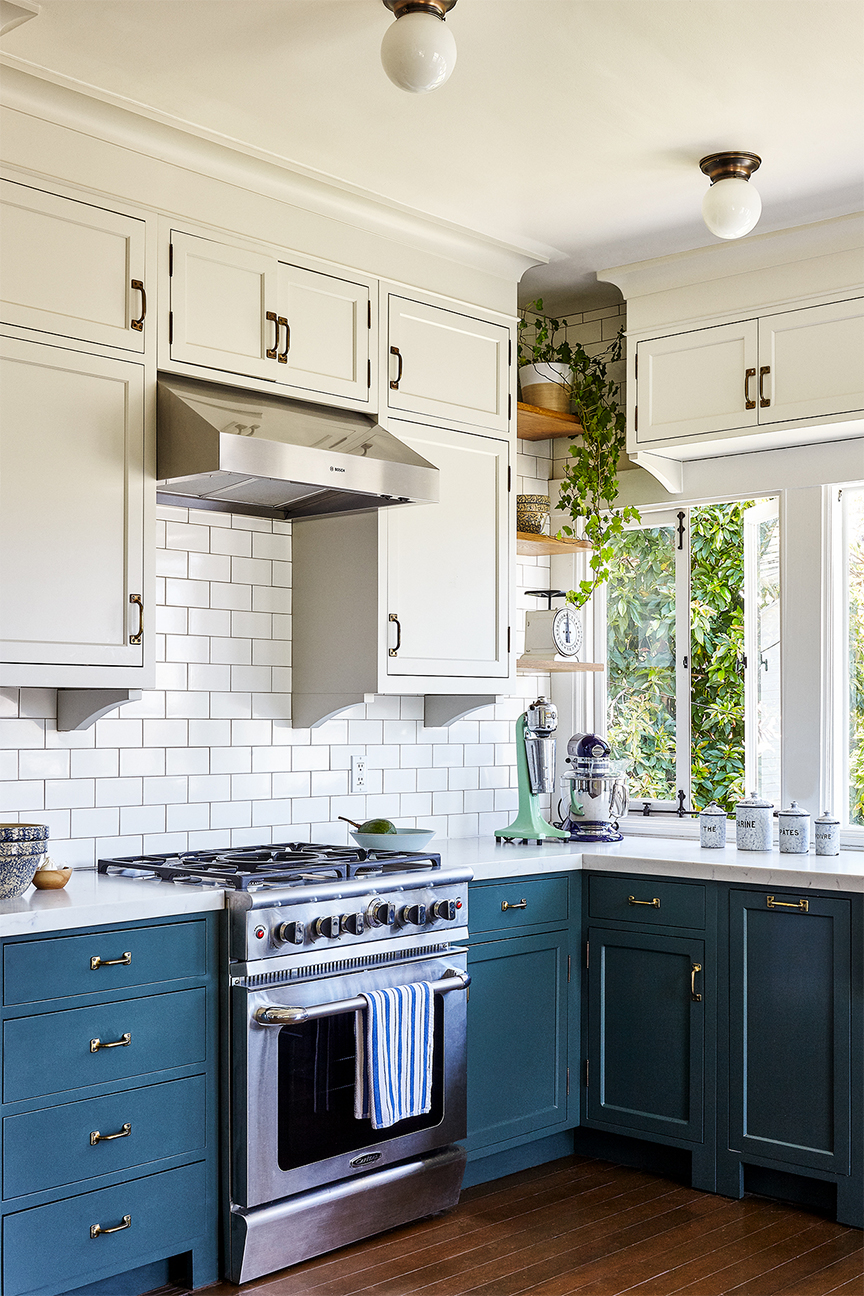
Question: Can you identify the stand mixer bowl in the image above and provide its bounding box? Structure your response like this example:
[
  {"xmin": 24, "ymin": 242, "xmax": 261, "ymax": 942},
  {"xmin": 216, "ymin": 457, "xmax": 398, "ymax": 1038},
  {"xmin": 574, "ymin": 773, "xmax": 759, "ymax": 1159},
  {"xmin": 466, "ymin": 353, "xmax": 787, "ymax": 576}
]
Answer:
[{"xmin": 559, "ymin": 733, "xmax": 629, "ymax": 841}]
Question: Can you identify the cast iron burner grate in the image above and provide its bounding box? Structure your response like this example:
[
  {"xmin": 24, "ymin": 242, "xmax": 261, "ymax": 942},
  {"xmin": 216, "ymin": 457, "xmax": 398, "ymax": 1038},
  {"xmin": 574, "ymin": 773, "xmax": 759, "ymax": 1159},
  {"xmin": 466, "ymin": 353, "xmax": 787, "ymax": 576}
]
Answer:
[{"xmin": 97, "ymin": 841, "xmax": 442, "ymax": 890}]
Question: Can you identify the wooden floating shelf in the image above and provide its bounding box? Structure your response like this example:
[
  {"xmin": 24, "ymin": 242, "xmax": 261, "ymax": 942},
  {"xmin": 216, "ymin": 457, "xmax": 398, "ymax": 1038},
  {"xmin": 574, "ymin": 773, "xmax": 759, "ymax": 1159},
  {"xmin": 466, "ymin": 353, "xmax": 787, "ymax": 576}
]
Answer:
[
  {"xmin": 516, "ymin": 531, "xmax": 592, "ymax": 555},
  {"xmin": 517, "ymin": 656, "xmax": 604, "ymax": 673},
  {"xmin": 517, "ymin": 401, "xmax": 583, "ymax": 441}
]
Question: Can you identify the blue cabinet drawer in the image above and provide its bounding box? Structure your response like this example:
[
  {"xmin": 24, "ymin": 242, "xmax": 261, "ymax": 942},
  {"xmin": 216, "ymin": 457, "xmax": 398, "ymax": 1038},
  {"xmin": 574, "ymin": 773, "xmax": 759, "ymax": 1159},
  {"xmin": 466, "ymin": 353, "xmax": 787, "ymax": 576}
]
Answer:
[
  {"xmin": 469, "ymin": 875, "xmax": 570, "ymax": 934},
  {"xmin": 588, "ymin": 874, "xmax": 706, "ymax": 929},
  {"xmin": 2, "ymin": 1160, "xmax": 206, "ymax": 1296},
  {"xmin": 3, "ymin": 920, "xmax": 206, "ymax": 1005},
  {"xmin": 3, "ymin": 987, "xmax": 206, "ymax": 1103},
  {"xmin": 3, "ymin": 1073, "xmax": 206, "ymax": 1200}
]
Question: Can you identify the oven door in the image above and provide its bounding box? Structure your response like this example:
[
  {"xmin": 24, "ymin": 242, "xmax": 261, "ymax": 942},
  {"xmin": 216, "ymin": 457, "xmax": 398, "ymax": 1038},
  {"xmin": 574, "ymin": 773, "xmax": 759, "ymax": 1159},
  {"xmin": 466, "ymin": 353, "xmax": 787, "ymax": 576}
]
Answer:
[{"xmin": 231, "ymin": 949, "xmax": 468, "ymax": 1209}]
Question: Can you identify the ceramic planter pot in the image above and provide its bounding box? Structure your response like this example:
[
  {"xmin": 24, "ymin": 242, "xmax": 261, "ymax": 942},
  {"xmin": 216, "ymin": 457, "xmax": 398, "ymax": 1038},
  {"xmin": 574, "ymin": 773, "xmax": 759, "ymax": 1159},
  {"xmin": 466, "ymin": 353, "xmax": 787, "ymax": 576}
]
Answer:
[{"xmin": 519, "ymin": 362, "xmax": 571, "ymax": 413}]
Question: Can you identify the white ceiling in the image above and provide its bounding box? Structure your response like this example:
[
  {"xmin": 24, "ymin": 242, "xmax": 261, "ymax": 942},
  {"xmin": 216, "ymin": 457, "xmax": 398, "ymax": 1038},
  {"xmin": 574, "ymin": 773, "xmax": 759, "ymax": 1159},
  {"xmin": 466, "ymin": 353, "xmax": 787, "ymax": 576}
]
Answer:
[{"xmin": 2, "ymin": 0, "xmax": 863, "ymax": 310}]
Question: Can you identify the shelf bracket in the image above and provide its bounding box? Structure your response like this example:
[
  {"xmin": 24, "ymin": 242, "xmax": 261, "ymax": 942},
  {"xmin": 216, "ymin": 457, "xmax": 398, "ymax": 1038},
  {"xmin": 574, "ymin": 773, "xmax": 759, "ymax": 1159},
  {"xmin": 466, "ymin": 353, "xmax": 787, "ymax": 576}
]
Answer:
[
  {"xmin": 56, "ymin": 689, "xmax": 142, "ymax": 732},
  {"xmin": 291, "ymin": 692, "xmax": 374, "ymax": 729},
  {"xmin": 423, "ymin": 695, "xmax": 497, "ymax": 728},
  {"xmin": 629, "ymin": 451, "xmax": 684, "ymax": 494}
]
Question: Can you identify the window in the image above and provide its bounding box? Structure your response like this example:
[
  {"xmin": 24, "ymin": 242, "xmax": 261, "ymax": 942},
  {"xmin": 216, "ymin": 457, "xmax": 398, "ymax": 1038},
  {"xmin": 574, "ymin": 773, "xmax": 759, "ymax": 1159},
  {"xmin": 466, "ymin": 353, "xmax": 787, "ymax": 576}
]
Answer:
[
  {"xmin": 842, "ymin": 485, "xmax": 864, "ymax": 828},
  {"xmin": 603, "ymin": 499, "xmax": 779, "ymax": 814}
]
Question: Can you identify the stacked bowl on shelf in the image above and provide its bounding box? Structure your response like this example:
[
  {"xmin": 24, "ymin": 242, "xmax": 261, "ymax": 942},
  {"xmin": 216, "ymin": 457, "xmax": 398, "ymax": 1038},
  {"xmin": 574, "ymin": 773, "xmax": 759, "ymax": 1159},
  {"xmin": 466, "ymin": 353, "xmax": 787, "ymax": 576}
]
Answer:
[{"xmin": 0, "ymin": 824, "xmax": 49, "ymax": 898}]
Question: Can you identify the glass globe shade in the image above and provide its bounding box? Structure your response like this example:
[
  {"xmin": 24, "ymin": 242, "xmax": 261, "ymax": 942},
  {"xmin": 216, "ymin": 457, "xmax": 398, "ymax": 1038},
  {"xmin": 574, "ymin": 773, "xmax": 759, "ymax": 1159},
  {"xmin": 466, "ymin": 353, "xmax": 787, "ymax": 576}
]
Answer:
[
  {"xmin": 702, "ymin": 176, "xmax": 762, "ymax": 240},
  {"xmin": 381, "ymin": 10, "xmax": 457, "ymax": 93}
]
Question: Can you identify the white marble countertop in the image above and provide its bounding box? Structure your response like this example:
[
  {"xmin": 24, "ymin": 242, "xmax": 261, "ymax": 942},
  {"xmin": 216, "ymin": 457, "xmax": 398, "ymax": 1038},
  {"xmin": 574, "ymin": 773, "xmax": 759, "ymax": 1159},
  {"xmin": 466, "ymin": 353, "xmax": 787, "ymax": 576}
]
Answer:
[
  {"xmin": 1, "ymin": 835, "xmax": 861, "ymax": 938},
  {"xmin": 0, "ymin": 869, "xmax": 224, "ymax": 938}
]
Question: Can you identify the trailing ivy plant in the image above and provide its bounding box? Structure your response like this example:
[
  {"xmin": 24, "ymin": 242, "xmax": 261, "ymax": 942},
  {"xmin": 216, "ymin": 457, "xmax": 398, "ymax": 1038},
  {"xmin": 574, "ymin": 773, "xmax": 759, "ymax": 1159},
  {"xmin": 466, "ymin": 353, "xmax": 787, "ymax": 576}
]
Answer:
[
  {"xmin": 517, "ymin": 297, "xmax": 576, "ymax": 373},
  {"xmin": 554, "ymin": 324, "xmax": 641, "ymax": 608}
]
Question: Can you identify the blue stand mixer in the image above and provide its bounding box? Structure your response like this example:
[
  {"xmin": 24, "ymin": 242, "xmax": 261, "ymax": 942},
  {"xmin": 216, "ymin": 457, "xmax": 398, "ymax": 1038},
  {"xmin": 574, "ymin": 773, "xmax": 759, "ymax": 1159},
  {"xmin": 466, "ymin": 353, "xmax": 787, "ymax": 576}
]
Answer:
[{"xmin": 557, "ymin": 733, "xmax": 629, "ymax": 843}]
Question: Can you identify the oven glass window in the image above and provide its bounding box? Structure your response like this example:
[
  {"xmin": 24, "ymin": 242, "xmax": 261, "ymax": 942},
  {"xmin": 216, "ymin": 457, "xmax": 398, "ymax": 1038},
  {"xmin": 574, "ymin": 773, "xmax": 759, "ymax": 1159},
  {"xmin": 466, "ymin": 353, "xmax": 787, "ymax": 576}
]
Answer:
[{"xmin": 277, "ymin": 997, "xmax": 445, "ymax": 1170}]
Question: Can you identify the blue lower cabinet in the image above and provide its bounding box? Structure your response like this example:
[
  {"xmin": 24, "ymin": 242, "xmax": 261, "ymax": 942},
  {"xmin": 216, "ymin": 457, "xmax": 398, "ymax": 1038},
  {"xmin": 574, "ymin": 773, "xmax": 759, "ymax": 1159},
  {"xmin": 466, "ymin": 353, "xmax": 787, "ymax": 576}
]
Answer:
[
  {"xmin": 2, "ymin": 1160, "xmax": 207, "ymax": 1296},
  {"xmin": 720, "ymin": 887, "xmax": 862, "ymax": 1227},
  {"xmin": 0, "ymin": 914, "xmax": 220, "ymax": 1295}
]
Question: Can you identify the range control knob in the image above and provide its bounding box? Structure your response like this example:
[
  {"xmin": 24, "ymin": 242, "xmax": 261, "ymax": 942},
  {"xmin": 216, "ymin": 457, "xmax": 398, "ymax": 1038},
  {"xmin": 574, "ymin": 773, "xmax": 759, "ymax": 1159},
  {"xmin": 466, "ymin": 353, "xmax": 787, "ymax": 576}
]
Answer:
[
  {"xmin": 341, "ymin": 912, "xmax": 365, "ymax": 936},
  {"xmin": 431, "ymin": 899, "xmax": 457, "ymax": 922},
  {"xmin": 275, "ymin": 920, "xmax": 305, "ymax": 946},
  {"xmin": 399, "ymin": 903, "xmax": 427, "ymax": 927},
  {"xmin": 312, "ymin": 915, "xmax": 341, "ymax": 940},
  {"xmin": 365, "ymin": 899, "xmax": 396, "ymax": 928}
]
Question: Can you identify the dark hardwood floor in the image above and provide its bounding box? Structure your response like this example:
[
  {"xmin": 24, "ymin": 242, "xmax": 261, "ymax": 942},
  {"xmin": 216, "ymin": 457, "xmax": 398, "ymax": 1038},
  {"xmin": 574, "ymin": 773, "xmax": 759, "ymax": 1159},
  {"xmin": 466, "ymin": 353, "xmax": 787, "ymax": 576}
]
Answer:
[{"xmin": 199, "ymin": 1155, "xmax": 863, "ymax": 1296}]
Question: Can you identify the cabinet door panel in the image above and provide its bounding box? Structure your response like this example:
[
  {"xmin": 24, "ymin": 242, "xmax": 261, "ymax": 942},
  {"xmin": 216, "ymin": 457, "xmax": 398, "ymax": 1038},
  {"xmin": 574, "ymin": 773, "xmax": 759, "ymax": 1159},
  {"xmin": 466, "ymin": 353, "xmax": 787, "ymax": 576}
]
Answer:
[
  {"xmin": 466, "ymin": 931, "xmax": 569, "ymax": 1151},
  {"xmin": 277, "ymin": 262, "xmax": 370, "ymax": 402},
  {"xmin": 728, "ymin": 890, "xmax": 851, "ymax": 1174},
  {"xmin": 387, "ymin": 295, "xmax": 510, "ymax": 432},
  {"xmin": 0, "ymin": 180, "xmax": 146, "ymax": 353},
  {"xmin": 758, "ymin": 298, "xmax": 864, "ymax": 424},
  {"xmin": 0, "ymin": 336, "xmax": 145, "ymax": 667},
  {"xmin": 635, "ymin": 321, "xmax": 758, "ymax": 444},
  {"xmin": 170, "ymin": 231, "xmax": 277, "ymax": 380},
  {"xmin": 385, "ymin": 425, "xmax": 509, "ymax": 677},
  {"xmin": 587, "ymin": 927, "xmax": 704, "ymax": 1143}
]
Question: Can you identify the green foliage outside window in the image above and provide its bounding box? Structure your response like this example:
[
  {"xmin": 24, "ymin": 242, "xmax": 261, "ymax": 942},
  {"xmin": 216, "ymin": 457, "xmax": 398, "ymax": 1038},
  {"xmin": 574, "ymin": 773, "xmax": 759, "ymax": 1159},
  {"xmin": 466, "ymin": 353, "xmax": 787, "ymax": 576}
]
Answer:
[{"xmin": 607, "ymin": 502, "xmax": 758, "ymax": 813}]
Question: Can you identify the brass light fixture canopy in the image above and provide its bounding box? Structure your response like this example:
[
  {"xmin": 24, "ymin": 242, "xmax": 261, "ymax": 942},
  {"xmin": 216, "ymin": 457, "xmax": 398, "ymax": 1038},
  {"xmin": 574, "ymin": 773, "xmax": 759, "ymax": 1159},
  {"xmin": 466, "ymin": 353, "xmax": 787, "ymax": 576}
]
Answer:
[
  {"xmin": 383, "ymin": 0, "xmax": 457, "ymax": 16},
  {"xmin": 699, "ymin": 151, "xmax": 762, "ymax": 184}
]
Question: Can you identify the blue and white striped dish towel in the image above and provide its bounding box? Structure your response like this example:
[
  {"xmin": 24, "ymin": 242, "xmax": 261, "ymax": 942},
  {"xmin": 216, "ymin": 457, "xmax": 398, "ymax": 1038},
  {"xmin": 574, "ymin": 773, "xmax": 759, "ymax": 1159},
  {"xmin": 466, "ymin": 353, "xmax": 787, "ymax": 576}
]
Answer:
[{"xmin": 354, "ymin": 981, "xmax": 435, "ymax": 1130}]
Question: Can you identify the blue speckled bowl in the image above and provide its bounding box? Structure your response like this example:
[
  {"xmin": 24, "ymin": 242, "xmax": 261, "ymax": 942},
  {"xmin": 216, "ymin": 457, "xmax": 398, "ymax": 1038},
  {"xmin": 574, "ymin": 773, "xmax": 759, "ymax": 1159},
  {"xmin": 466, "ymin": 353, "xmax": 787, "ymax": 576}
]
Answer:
[
  {"xmin": 0, "ymin": 823, "xmax": 49, "ymax": 842},
  {"xmin": 0, "ymin": 850, "xmax": 45, "ymax": 899}
]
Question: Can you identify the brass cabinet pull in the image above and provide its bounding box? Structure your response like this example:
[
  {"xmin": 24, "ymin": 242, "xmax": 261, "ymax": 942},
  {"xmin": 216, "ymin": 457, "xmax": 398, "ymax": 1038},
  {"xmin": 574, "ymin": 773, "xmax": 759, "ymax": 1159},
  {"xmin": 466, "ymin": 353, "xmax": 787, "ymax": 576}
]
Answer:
[
  {"xmin": 388, "ymin": 612, "xmax": 401, "ymax": 657},
  {"xmin": 691, "ymin": 962, "xmax": 703, "ymax": 1001},
  {"xmin": 766, "ymin": 894, "xmax": 809, "ymax": 913},
  {"xmin": 389, "ymin": 345, "xmax": 403, "ymax": 389},
  {"xmin": 129, "ymin": 594, "xmax": 144, "ymax": 646},
  {"xmin": 90, "ymin": 1123, "xmax": 131, "ymax": 1146},
  {"xmin": 501, "ymin": 898, "xmax": 528, "ymax": 911},
  {"xmin": 91, "ymin": 1214, "xmax": 131, "ymax": 1239},
  {"xmin": 744, "ymin": 366, "xmax": 756, "ymax": 409},
  {"xmin": 278, "ymin": 317, "xmax": 290, "ymax": 363},
  {"xmin": 759, "ymin": 365, "xmax": 771, "ymax": 407},
  {"xmin": 130, "ymin": 280, "xmax": 146, "ymax": 332},
  {"xmin": 90, "ymin": 1032, "xmax": 131, "ymax": 1053},
  {"xmin": 90, "ymin": 951, "xmax": 131, "ymax": 971},
  {"xmin": 628, "ymin": 895, "xmax": 660, "ymax": 908},
  {"xmin": 265, "ymin": 310, "xmax": 280, "ymax": 359}
]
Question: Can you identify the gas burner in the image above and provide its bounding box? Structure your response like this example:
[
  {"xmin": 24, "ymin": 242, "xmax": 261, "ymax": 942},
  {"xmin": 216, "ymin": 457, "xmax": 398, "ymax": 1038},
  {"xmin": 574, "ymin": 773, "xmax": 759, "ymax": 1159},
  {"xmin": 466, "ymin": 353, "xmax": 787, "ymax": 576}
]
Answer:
[{"xmin": 98, "ymin": 841, "xmax": 442, "ymax": 890}]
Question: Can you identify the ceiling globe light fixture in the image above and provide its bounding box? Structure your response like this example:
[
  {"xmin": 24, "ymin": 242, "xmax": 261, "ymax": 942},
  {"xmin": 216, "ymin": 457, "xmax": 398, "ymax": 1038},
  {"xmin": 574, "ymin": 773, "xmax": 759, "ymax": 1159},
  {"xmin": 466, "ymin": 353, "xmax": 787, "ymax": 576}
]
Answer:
[
  {"xmin": 381, "ymin": 0, "xmax": 458, "ymax": 94},
  {"xmin": 699, "ymin": 151, "xmax": 763, "ymax": 240}
]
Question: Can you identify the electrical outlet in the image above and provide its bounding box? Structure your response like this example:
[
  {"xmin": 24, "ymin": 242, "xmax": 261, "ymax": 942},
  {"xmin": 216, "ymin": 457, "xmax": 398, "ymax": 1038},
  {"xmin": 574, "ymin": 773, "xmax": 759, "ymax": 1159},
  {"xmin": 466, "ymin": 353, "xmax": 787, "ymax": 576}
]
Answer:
[{"xmin": 350, "ymin": 755, "xmax": 367, "ymax": 794}]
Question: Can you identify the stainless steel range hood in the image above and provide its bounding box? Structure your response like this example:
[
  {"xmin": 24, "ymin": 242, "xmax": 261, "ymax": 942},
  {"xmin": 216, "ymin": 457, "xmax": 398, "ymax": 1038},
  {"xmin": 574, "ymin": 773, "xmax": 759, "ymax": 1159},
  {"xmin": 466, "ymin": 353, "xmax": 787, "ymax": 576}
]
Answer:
[{"xmin": 156, "ymin": 374, "xmax": 438, "ymax": 520}]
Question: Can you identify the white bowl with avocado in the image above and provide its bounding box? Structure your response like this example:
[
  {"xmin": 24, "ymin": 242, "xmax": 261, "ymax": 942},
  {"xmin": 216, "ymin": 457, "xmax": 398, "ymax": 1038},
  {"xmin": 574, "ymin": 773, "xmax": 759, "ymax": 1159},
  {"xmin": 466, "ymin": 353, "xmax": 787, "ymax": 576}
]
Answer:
[{"xmin": 349, "ymin": 820, "xmax": 436, "ymax": 852}]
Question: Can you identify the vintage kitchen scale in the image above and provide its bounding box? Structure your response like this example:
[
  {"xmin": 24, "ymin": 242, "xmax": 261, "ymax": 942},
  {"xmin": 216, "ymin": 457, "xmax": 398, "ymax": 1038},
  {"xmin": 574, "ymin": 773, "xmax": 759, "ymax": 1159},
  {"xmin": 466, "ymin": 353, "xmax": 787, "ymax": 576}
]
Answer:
[{"xmin": 521, "ymin": 589, "xmax": 583, "ymax": 663}]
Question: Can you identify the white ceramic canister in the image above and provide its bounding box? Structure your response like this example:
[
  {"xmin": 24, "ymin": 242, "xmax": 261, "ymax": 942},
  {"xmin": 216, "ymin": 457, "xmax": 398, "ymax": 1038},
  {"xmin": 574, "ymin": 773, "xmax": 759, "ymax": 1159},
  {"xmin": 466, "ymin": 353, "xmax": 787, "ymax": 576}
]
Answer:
[
  {"xmin": 814, "ymin": 810, "xmax": 840, "ymax": 856},
  {"xmin": 735, "ymin": 791, "xmax": 774, "ymax": 851},
  {"xmin": 778, "ymin": 801, "xmax": 811, "ymax": 854},
  {"xmin": 699, "ymin": 802, "xmax": 728, "ymax": 848}
]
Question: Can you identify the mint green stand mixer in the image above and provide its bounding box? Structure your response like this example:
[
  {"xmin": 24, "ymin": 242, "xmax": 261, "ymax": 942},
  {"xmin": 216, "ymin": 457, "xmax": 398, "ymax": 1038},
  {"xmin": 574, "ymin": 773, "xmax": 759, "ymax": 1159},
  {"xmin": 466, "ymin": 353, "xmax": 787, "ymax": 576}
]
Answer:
[{"xmin": 495, "ymin": 697, "xmax": 569, "ymax": 842}]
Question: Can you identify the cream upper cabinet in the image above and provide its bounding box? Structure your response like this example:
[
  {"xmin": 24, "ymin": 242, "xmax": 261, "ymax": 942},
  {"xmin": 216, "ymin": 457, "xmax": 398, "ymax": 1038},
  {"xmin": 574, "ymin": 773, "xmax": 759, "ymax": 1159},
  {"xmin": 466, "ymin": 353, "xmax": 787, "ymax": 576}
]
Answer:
[
  {"xmin": 757, "ymin": 298, "xmax": 864, "ymax": 425},
  {"xmin": 386, "ymin": 292, "xmax": 511, "ymax": 434},
  {"xmin": 632, "ymin": 297, "xmax": 864, "ymax": 453},
  {"xmin": 0, "ymin": 335, "xmax": 147, "ymax": 679},
  {"xmin": 385, "ymin": 424, "xmax": 509, "ymax": 679},
  {"xmin": 634, "ymin": 320, "xmax": 758, "ymax": 446},
  {"xmin": 169, "ymin": 230, "xmax": 373, "ymax": 403},
  {"xmin": 0, "ymin": 179, "xmax": 147, "ymax": 353}
]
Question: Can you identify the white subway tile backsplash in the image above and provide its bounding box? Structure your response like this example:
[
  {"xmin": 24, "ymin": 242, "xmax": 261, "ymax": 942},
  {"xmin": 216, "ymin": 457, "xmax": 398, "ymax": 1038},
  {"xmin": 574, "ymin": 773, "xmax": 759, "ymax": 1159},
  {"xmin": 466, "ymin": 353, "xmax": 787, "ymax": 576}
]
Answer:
[
  {"xmin": 188, "ymin": 773, "xmax": 231, "ymax": 803},
  {"xmin": 72, "ymin": 806, "xmax": 120, "ymax": 838},
  {"xmin": 143, "ymin": 776, "xmax": 188, "ymax": 805},
  {"xmin": 188, "ymin": 663, "xmax": 232, "ymax": 693},
  {"xmin": 165, "ymin": 748, "xmax": 210, "ymax": 777},
  {"xmin": 0, "ymin": 718, "xmax": 45, "ymax": 749},
  {"xmin": 96, "ymin": 777, "xmax": 143, "ymax": 807},
  {"xmin": 211, "ymin": 800, "xmax": 253, "ymax": 830},
  {"xmin": 166, "ymin": 802, "xmax": 210, "ymax": 833},
  {"xmin": 0, "ymin": 752, "xmax": 18, "ymax": 781},
  {"xmin": 210, "ymin": 528, "xmax": 253, "ymax": 557},
  {"xmin": 19, "ymin": 749, "xmax": 70, "ymax": 781},
  {"xmin": 121, "ymin": 804, "xmax": 167, "ymax": 836},
  {"xmin": 231, "ymin": 772, "xmax": 272, "ymax": 801},
  {"xmin": 188, "ymin": 552, "xmax": 231, "ymax": 583},
  {"xmin": 212, "ymin": 746, "xmax": 252, "ymax": 774},
  {"xmin": 0, "ymin": 780, "xmax": 43, "ymax": 811},
  {"xmin": 210, "ymin": 582, "xmax": 252, "ymax": 612}
]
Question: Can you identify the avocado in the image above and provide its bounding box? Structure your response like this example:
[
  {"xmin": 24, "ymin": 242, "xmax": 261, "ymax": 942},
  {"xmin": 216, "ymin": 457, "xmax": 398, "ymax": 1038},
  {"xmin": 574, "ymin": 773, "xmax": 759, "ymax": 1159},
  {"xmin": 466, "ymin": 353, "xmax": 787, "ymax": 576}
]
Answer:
[{"xmin": 359, "ymin": 818, "xmax": 398, "ymax": 835}]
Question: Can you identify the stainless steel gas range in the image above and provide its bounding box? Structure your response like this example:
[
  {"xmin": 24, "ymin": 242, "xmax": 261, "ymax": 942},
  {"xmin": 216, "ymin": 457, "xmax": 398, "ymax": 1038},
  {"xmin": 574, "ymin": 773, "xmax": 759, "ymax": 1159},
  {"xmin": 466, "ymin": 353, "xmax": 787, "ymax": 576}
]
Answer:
[{"xmin": 98, "ymin": 843, "xmax": 472, "ymax": 1285}]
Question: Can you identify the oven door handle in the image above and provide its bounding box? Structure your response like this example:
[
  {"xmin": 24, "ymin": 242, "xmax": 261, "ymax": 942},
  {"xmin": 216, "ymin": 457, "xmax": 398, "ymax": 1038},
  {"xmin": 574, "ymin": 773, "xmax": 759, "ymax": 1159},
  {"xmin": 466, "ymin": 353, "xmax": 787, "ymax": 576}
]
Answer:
[{"xmin": 253, "ymin": 968, "xmax": 471, "ymax": 1026}]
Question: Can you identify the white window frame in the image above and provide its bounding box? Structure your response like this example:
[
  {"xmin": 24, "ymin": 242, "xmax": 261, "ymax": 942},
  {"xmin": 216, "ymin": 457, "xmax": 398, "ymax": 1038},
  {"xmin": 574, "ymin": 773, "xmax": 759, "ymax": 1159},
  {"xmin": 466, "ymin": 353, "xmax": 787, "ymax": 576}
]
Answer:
[{"xmin": 832, "ymin": 482, "xmax": 864, "ymax": 844}]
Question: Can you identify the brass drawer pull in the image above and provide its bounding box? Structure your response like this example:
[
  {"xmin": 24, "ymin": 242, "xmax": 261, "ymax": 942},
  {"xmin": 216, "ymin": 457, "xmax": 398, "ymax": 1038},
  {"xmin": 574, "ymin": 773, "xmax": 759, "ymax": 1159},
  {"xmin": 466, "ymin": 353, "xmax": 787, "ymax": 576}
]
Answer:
[
  {"xmin": 130, "ymin": 279, "xmax": 146, "ymax": 331},
  {"xmin": 266, "ymin": 310, "xmax": 280, "ymax": 359},
  {"xmin": 744, "ymin": 366, "xmax": 756, "ymax": 409},
  {"xmin": 91, "ymin": 1214, "xmax": 131, "ymax": 1239},
  {"xmin": 90, "ymin": 1123, "xmax": 131, "ymax": 1145},
  {"xmin": 766, "ymin": 895, "xmax": 809, "ymax": 913},
  {"xmin": 90, "ymin": 952, "xmax": 131, "ymax": 970},
  {"xmin": 628, "ymin": 895, "xmax": 660, "ymax": 908},
  {"xmin": 759, "ymin": 364, "xmax": 771, "ymax": 407},
  {"xmin": 691, "ymin": 962, "xmax": 703, "ymax": 1001},
  {"xmin": 279, "ymin": 317, "xmax": 290, "ymax": 362},
  {"xmin": 389, "ymin": 345, "xmax": 403, "ymax": 389},
  {"xmin": 501, "ymin": 898, "xmax": 527, "ymax": 911},
  {"xmin": 388, "ymin": 612, "xmax": 401, "ymax": 657},
  {"xmin": 90, "ymin": 1032, "xmax": 131, "ymax": 1053},
  {"xmin": 129, "ymin": 594, "xmax": 144, "ymax": 646}
]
